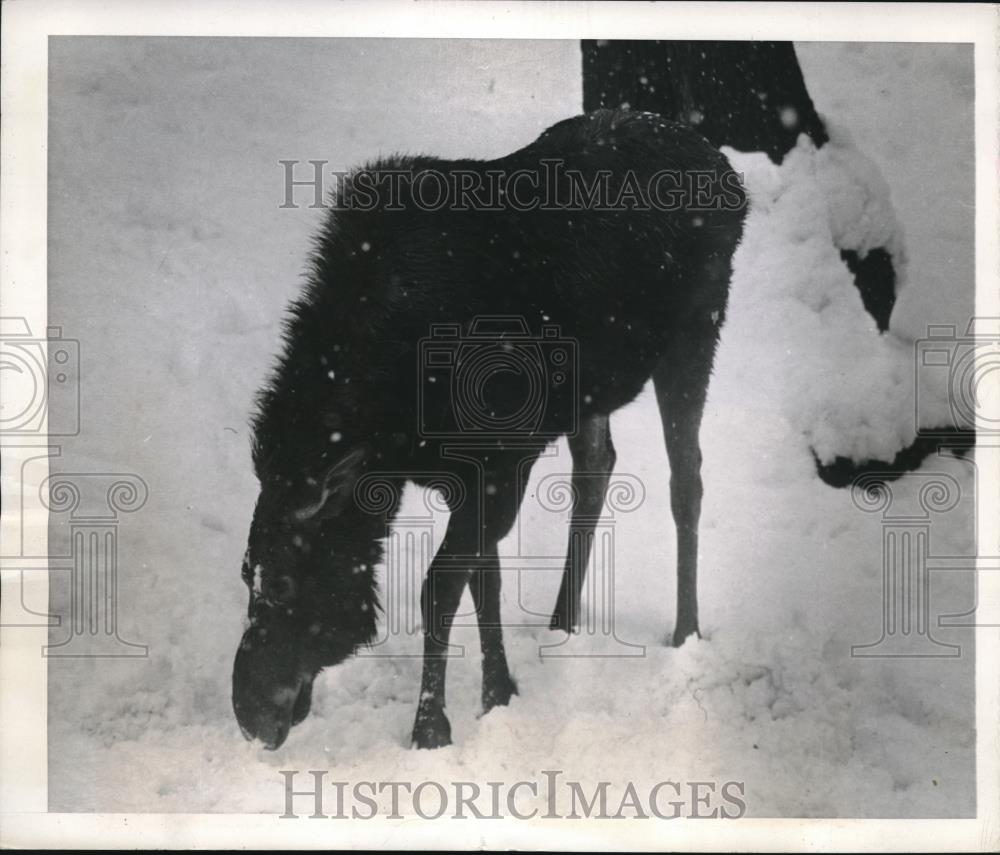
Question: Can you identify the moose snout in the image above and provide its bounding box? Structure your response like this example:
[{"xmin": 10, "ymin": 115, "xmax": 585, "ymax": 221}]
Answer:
[{"xmin": 232, "ymin": 625, "xmax": 314, "ymax": 750}]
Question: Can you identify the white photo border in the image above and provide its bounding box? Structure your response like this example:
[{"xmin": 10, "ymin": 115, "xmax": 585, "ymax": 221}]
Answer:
[{"xmin": 1, "ymin": 1, "xmax": 997, "ymax": 850}]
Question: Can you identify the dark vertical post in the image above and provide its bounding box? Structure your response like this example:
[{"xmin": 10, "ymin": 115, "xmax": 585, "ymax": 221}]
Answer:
[{"xmin": 583, "ymin": 40, "xmax": 828, "ymax": 163}]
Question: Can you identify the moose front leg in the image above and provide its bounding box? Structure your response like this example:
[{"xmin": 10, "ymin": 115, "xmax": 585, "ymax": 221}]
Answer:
[
  {"xmin": 468, "ymin": 545, "xmax": 517, "ymax": 713},
  {"xmin": 412, "ymin": 454, "xmax": 533, "ymax": 747},
  {"xmin": 550, "ymin": 414, "xmax": 616, "ymax": 633},
  {"xmin": 412, "ymin": 524, "xmax": 521, "ymax": 746},
  {"xmin": 412, "ymin": 521, "xmax": 473, "ymax": 749}
]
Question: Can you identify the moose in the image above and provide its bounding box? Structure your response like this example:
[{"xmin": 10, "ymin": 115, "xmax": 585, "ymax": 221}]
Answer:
[{"xmin": 232, "ymin": 109, "xmax": 746, "ymax": 750}]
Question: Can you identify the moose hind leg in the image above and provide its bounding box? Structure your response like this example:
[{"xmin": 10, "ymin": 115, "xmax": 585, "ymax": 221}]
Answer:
[
  {"xmin": 652, "ymin": 327, "xmax": 719, "ymax": 647},
  {"xmin": 550, "ymin": 413, "xmax": 616, "ymax": 633}
]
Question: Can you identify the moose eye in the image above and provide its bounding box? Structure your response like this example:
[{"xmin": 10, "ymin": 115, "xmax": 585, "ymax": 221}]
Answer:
[
  {"xmin": 268, "ymin": 574, "xmax": 298, "ymax": 602},
  {"xmin": 240, "ymin": 551, "xmax": 253, "ymax": 587}
]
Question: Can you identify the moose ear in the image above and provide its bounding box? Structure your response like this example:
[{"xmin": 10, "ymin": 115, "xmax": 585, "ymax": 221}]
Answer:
[{"xmin": 291, "ymin": 445, "xmax": 369, "ymax": 523}]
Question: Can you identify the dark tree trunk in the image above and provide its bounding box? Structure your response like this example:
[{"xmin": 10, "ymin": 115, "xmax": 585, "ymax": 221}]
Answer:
[{"xmin": 582, "ymin": 40, "xmax": 828, "ymax": 164}]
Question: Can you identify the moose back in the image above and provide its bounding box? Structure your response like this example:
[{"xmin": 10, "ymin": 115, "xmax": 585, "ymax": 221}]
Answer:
[{"xmin": 233, "ymin": 109, "xmax": 746, "ymax": 750}]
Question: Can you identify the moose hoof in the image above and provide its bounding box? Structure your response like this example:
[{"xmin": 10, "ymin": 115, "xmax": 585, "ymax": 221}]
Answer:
[
  {"xmin": 411, "ymin": 705, "xmax": 452, "ymax": 750},
  {"xmin": 548, "ymin": 610, "xmax": 578, "ymax": 635},
  {"xmin": 671, "ymin": 625, "xmax": 701, "ymax": 648},
  {"xmin": 482, "ymin": 674, "xmax": 518, "ymax": 714}
]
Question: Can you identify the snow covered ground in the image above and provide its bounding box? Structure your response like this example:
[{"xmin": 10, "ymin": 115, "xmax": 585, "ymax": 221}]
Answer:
[{"xmin": 45, "ymin": 39, "xmax": 976, "ymax": 816}]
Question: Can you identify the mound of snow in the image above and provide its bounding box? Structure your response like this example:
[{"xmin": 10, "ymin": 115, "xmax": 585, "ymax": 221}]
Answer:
[{"xmin": 723, "ymin": 130, "xmax": 951, "ymax": 465}]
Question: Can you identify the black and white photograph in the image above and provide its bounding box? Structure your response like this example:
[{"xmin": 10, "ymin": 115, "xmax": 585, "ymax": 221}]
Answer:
[{"xmin": 1, "ymin": 0, "xmax": 998, "ymax": 849}]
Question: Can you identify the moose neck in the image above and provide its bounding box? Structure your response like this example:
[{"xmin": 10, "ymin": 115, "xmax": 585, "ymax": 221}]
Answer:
[
  {"xmin": 314, "ymin": 505, "xmax": 387, "ymax": 654},
  {"xmin": 254, "ymin": 299, "xmax": 383, "ymax": 489}
]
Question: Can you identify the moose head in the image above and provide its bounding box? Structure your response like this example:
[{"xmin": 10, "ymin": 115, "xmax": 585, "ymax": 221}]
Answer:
[{"xmin": 232, "ymin": 444, "xmax": 383, "ymax": 749}]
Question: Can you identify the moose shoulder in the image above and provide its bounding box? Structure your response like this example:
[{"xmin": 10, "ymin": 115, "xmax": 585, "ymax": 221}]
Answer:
[{"xmin": 233, "ymin": 109, "xmax": 746, "ymax": 750}]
